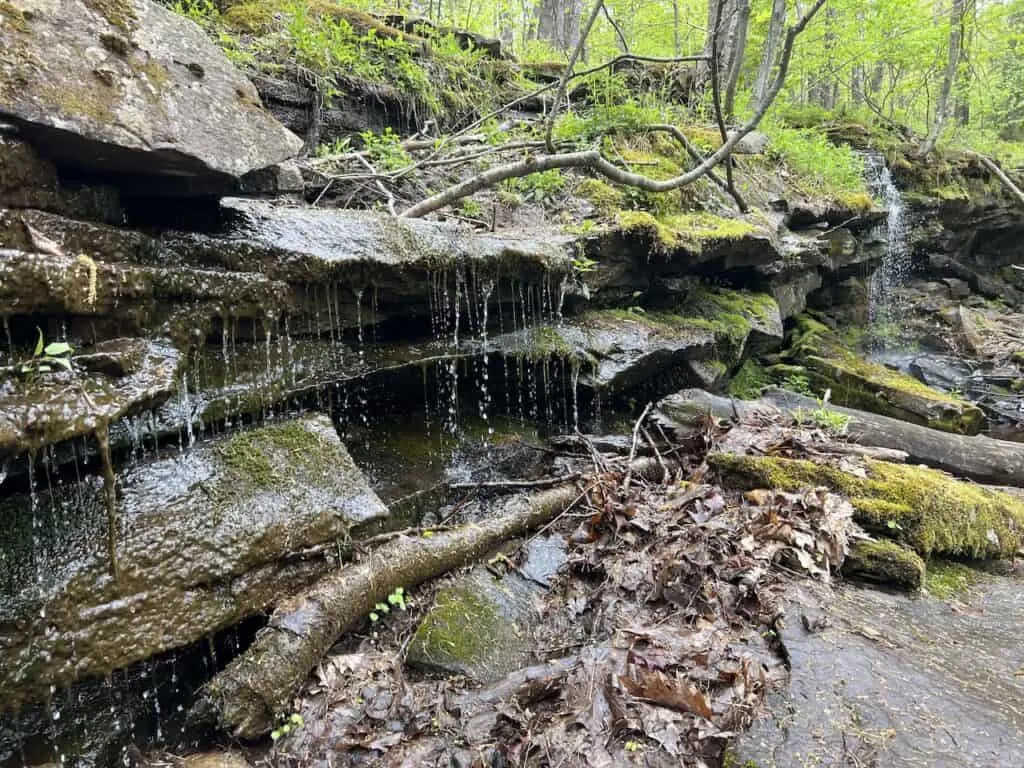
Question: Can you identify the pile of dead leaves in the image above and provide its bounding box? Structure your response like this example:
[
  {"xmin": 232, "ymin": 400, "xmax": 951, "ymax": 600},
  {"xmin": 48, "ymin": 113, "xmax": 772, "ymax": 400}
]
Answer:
[{"xmin": 265, "ymin": 458, "xmax": 861, "ymax": 768}]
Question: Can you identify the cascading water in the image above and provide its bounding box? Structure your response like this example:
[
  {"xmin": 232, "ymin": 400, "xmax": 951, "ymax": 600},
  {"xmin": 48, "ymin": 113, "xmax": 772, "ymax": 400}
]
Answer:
[{"xmin": 864, "ymin": 152, "xmax": 912, "ymax": 329}]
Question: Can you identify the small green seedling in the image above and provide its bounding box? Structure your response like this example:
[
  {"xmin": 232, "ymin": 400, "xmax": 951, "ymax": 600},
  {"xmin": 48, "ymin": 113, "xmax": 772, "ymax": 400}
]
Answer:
[
  {"xmin": 20, "ymin": 328, "xmax": 74, "ymax": 374},
  {"xmin": 270, "ymin": 712, "xmax": 304, "ymax": 742},
  {"xmin": 369, "ymin": 587, "xmax": 407, "ymax": 622}
]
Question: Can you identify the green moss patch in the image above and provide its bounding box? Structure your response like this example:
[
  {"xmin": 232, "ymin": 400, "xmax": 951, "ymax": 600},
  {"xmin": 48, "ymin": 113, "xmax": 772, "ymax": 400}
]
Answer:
[
  {"xmin": 711, "ymin": 453, "xmax": 1024, "ymax": 558},
  {"xmin": 727, "ymin": 359, "xmax": 771, "ymax": 399},
  {"xmin": 613, "ymin": 210, "xmax": 758, "ymax": 255},
  {"xmin": 924, "ymin": 558, "xmax": 990, "ymax": 599},
  {"xmin": 841, "ymin": 539, "xmax": 925, "ymax": 590},
  {"xmin": 216, "ymin": 420, "xmax": 335, "ymax": 489}
]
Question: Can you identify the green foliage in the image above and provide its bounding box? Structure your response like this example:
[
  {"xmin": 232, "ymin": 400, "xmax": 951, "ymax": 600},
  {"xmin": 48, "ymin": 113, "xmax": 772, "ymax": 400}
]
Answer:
[
  {"xmin": 507, "ymin": 169, "xmax": 566, "ymax": 204},
  {"xmin": 16, "ymin": 328, "xmax": 74, "ymax": 376},
  {"xmin": 369, "ymin": 586, "xmax": 407, "ymax": 622},
  {"xmin": 727, "ymin": 360, "xmax": 770, "ymax": 400},
  {"xmin": 763, "ymin": 121, "xmax": 868, "ymax": 198},
  {"xmin": 271, "ymin": 712, "xmax": 305, "ymax": 742},
  {"xmin": 359, "ymin": 127, "xmax": 410, "ymax": 171},
  {"xmin": 781, "ymin": 373, "xmax": 813, "ymax": 396},
  {"xmin": 315, "ymin": 136, "xmax": 352, "ymax": 157}
]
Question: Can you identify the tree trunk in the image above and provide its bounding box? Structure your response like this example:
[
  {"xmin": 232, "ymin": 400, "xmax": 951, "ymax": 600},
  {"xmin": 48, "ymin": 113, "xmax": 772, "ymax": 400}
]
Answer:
[
  {"xmin": 918, "ymin": 0, "xmax": 967, "ymax": 156},
  {"xmin": 655, "ymin": 388, "xmax": 1024, "ymax": 488},
  {"xmin": 672, "ymin": 0, "xmax": 681, "ymax": 56},
  {"xmin": 752, "ymin": 0, "xmax": 786, "ymax": 110},
  {"xmin": 195, "ymin": 484, "xmax": 584, "ymax": 738},
  {"xmin": 722, "ymin": 0, "xmax": 751, "ymax": 121},
  {"xmin": 535, "ymin": 0, "xmax": 584, "ymax": 54}
]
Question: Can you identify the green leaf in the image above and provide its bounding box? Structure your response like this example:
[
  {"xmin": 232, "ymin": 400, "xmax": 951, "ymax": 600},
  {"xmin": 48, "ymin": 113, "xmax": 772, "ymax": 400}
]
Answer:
[
  {"xmin": 270, "ymin": 729, "xmax": 282, "ymax": 741},
  {"xmin": 44, "ymin": 342, "xmax": 72, "ymax": 357},
  {"xmin": 289, "ymin": 713, "xmax": 304, "ymax": 726},
  {"xmin": 37, "ymin": 364, "xmax": 52, "ymax": 372},
  {"xmin": 52, "ymin": 357, "xmax": 73, "ymax": 371},
  {"xmin": 33, "ymin": 327, "xmax": 44, "ymax": 357},
  {"xmin": 369, "ymin": 612, "xmax": 380, "ymax": 622}
]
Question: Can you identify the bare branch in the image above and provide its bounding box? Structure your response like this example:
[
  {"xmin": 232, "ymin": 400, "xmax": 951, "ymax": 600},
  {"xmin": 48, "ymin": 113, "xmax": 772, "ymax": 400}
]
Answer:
[{"xmin": 399, "ymin": 0, "xmax": 826, "ymax": 220}]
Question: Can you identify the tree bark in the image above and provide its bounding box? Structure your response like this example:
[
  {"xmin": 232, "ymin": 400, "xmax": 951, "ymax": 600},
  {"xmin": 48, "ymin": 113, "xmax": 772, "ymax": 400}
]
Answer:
[
  {"xmin": 535, "ymin": 0, "xmax": 584, "ymax": 54},
  {"xmin": 918, "ymin": 0, "xmax": 967, "ymax": 156},
  {"xmin": 655, "ymin": 387, "xmax": 1024, "ymax": 488},
  {"xmin": 752, "ymin": 0, "xmax": 786, "ymax": 110},
  {"xmin": 722, "ymin": 0, "xmax": 751, "ymax": 121}
]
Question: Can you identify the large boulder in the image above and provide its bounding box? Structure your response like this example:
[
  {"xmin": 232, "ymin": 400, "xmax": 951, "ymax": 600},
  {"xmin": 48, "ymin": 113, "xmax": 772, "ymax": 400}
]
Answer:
[
  {"xmin": 0, "ymin": 0, "xmax": 302, "ymax": 195},
  {"xmin": 0, "ymin": 414, "xmax": 389, "ymax": 709}
]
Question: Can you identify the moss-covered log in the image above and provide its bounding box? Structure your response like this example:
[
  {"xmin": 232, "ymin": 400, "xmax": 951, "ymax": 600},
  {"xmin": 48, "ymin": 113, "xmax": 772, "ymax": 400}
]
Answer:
[
  {"xmin": 841, "ymin": 539, "xmax": 925, "ymax": 590},
  {"xmin": 782, "ymin": 315, "xmax": 985, "ymax": 434},
  {"xmin": 194, "ymin": 483, "xmax": 581, "ymax": 739},
  {"xmin": 657, "ymin": 387, "xmax": 1024, "ymax": 488},
  {"xmin": 710, "ymin": 452, "xmax": 1024, "ymax": 558}
]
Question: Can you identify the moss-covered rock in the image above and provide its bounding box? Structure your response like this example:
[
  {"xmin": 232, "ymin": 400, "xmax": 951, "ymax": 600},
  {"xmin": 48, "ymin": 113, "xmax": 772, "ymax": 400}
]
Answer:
[
  {"xmin": 710, "ymin": 453, "xmax": 1024, "ymax": 558},
  {"xmin": 784, "ymin": 314, "xmax": 985, "ymax": 434},
  {"xmin": 406, "ymin": 568, "xmax": 539, "ymax": 682},
  {"xmin": 0, "ymin": 0, "xmax": 301, "ymax": 194},
  {"xmin": 841, "ymin": 539, "xmax": 925, "ymax": 590},
  {"xmin": 0, "ymin": 414, "xmax": 389, "ymax": 708}
]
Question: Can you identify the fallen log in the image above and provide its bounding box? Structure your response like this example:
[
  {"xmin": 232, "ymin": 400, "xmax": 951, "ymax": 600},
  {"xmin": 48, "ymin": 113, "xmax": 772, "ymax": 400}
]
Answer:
[
  {"xmin": 655, "ymin": 387, "xmax": 1024, "ymax": 488},
  {"xmin": 194, "ymin": 483, "xmax": 582, "ymax": 739}
]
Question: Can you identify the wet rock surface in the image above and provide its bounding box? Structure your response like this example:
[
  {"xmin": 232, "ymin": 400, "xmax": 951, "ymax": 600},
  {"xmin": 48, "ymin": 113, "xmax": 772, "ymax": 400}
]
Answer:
[
  {"xmin": 0, "ymin": 414, "xmax": 388, "ymax": 708},
  {"xmin": 0, "ymin": 338, "xmax": 180, "ymax": 459},
  {"xmin": 734, "ymin": 575, "xmax": 1024, "ymax": 767},
  {"xmin": 0, "ymin": 0, "xmax": 302, "ymax": 195},
  {"xmin": 406, "ymin": 567, "xmax": 543, "ymax": 682}
]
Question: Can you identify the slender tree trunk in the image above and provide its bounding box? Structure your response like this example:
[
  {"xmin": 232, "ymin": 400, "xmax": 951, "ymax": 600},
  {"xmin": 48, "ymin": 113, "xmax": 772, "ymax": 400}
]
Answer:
[
  {"xmin": 723, "ymin": 0, "xmax": 750, "ymax": 120},
  {"xmin": 752, "ymin": 0, "xmax": 786, "ymax": 110},
  {"xmin": 918, "ymin": 0, "xmax": 967, "ymax": 156},
  {"xmin": 673, "ymin": 0, "xmax": 681, "ymax": 56}
]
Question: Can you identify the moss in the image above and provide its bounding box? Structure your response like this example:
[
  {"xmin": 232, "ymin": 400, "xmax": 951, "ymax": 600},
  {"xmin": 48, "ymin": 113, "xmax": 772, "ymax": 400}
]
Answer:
[
  {"xmin": 841, "ymin": 539, "xmax": 925, "ymax": 590},
  {"xmin": 575, "ymin": 178, "xmax": 623, "ymax": 216},
  {"xmin": 662, "ymin": 212, "xmax": 757, "ymax": 244},
  {"xmin": 615, "ymin": 210, "xmax": 679, "ymax": 252},
  {"xmin": 924, "ymin": 558, "xmax": 989, "ymax": 599},
  {"xmin": 0, "ymin": 0, "xmax": 28, "ymax": 32},
  {"xmin": 727, "ymin": 359, "xmax": 771, "ymax": 399},
  {"xmin": 216, "ymin": 421, "xmax": 333, "ymax": 489},
  {"xmin": 836, "ymin": 191, "xmax": 874, "ymax": 212},
  {"xmin": 221, "ymin": 2, "xmax": 275, "ymax": 32},
  {"xmin": 711, "ymin": 453, "xmax": 1024, "ymax": 558},
  {"xmin": 786, "ymin": 314, "xmax": 985, "ymax": 434},
  {"xmin": 84, "ymin": 0, "xmax": 137, "ymax": 32}
]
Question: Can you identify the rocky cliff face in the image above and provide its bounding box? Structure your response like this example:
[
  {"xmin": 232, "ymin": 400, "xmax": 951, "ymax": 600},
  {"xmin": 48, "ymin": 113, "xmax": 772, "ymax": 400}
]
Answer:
[{"xmin": 0, "ymin": 2, "xmax": 998, "ymax": 762}]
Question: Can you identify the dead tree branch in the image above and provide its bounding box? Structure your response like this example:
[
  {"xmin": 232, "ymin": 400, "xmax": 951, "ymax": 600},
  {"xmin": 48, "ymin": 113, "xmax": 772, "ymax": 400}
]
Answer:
[{"xmin": 401, "ymin": 0, "xmax": 827, "ymax": 219}]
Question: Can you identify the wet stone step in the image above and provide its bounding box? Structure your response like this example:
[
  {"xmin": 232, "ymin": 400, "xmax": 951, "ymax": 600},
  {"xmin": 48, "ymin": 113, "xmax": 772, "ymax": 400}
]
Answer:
[{"xmin": 0, "ymin": 414, "xmax": 389, "ymax": 710}]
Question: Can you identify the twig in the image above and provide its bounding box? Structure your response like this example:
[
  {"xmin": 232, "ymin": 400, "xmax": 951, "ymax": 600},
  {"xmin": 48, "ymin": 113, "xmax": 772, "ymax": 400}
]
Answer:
[
  {"xmin": 622, "ymin": 402, "xmax": 653, "ymax": 494},
  {"xmin": 352, "ymin": 153, "xmax": 397, "ymax": 216},
  {"xmin": 449, "ymin": 473, "xmax": 582, "ymax": 491},
  {"xmin": 640, "ymin": 425, "xmax": 670, "ymax": 484}
]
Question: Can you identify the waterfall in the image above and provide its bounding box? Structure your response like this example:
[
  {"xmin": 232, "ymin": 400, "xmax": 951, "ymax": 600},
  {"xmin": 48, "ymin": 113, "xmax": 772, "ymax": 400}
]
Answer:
[{"xmin": 864, "ymin": 152, "xmax": 911, "ymax": 329}]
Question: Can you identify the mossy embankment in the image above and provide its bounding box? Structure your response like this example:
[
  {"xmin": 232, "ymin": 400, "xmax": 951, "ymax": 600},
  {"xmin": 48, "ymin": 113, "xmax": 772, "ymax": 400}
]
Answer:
[
  {"xmin": 711, "ymin": 453, "xmax": 1024, "ymax": 559},
  {"xmin": 772, "ymin": 314, "xmax": 985, "ymax": 434}
]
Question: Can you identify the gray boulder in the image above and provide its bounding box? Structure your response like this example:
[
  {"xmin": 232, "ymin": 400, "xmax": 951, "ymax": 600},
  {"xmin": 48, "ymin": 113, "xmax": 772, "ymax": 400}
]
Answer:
[
  {"xmin": 0, "ymin": 414, "xmax": 389, "ymax": 708},
  {"xmin": 0, "ymin": 0, "xmax": 302, "ymax": 195}
]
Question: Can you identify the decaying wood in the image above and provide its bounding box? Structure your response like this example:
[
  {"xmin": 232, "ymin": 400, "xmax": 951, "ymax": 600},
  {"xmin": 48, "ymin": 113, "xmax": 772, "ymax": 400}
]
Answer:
[
  {"xmin": 655, "ymin": 387, "xmax": 1024, "ymax": 488},
  {"xmin": 194, "ymin": 483, "xmax": 581, "ymax": 738}
]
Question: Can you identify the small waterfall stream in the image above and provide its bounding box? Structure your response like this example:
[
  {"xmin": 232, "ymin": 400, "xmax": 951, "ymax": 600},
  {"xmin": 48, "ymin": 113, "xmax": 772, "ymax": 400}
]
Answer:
[{"xmin": 865, "ymin": 152, "xmax": 912, "ymax": 329}]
